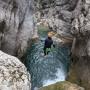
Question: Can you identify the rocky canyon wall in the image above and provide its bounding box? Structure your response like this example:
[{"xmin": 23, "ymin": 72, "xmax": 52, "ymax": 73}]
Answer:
[
  {"xmin": 68, "ymin": 0, "xmax": 90, "ymax": 90},
  {"xmin": 34, "ymin": 0, "xmax": 79, "ymax": 38},
  {"xmin": 0, "ymin": 1, "xmax": 34, "ymax": 90},
  {"xmin": 0, "ymin": 0, "xmax": 90, "ymax": 90},
  {"xmin": 0, "ymin": 0, "xmax": 34, "ymax": 58}
]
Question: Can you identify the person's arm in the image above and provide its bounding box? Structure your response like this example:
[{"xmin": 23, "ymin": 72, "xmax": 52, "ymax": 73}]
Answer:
[
  {"xmin": 44, "ymin": 39, "xmax": 47, "ymax": 46},
  {"xmin": 53, "ymin": 44, "xmax": 55, "ymax": 48},
  {"xmin": 52, "ymin": 40, "xmax": 55, "ymax": 48},
  {"xmin": 52, "ymin": 41, "xmax": 55, "ymax": 48}
]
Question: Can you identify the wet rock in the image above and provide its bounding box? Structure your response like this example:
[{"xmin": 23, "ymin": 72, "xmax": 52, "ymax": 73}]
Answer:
[
  {"xmin": 52, "ymin": 34, "xmax": 73, "ymax": 45},
  {"xmin": 0, "ymin": 50, "xmax": 31, "ymax": 90},
  {"xmin": 39, "ymin": 81, "xmax": 84, "ymax": 90}
]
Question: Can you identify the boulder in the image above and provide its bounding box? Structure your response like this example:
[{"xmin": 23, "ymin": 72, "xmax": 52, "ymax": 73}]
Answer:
[
  {"xmin": 0, "ymin": 50, "xmax": 31, "ymax": 90},
  {"xmin": 39, "ymin": 81, "xmax": 84, "ymax": 90}
]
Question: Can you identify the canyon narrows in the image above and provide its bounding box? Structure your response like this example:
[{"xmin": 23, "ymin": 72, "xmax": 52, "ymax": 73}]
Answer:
[
  {"xmin": 24, "ymin": 28, "xmax": 70, "ymax": 90},
  {"xmin": 0, "ymin": 0, "xmax": 90, "ymax": 90}
]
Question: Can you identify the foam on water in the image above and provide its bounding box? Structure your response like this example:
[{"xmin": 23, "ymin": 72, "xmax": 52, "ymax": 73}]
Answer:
[{"xmin": 43, "ymin": 68, "xmax": 66, "ymax": 86}]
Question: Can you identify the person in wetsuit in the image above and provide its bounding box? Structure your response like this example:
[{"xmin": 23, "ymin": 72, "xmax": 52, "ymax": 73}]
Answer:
[{"xmin": 44, "ymin": 32, "xmax": 54, "ymax": 55}]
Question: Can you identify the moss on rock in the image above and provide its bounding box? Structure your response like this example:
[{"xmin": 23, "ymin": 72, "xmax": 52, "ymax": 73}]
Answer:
[{"xmin": 39, "ymin": 81, "xmax": 84, "ymax": 90}]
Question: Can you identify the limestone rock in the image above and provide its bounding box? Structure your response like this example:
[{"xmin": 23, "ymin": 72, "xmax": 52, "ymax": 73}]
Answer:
[
  {"xmin": 34, "ymin": 0, "xmax": 76, "ymax": 39},
  {"xmin": 68, "ymin": 0, "xmax": 90, "ymax": 90},
  {"xmin": 0, "ymin": 50, "xmax": 31, "ymax": 90},
  {"xmin": 0, "ymin": 0, "xmax": 34, "ymax": 58}
]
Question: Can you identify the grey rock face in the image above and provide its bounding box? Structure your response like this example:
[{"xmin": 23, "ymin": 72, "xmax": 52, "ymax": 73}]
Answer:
[
  {"xmin": 71, "ymin": 0, "xmax": 90, "ymax": 58},
  {"xmin": 0, "ymin": 0, "xmax": 34, "ymax": 58},
  {"xmin": 34, "ymin": 0, "xmax": 79, "ymax": 38},
  {"xmin": 68, "ymin": 0, "xmax": 90, "ymax": 90},
  {"xmin": 0, "ymin": 50, "xmax": 31, "ymax": 90}
]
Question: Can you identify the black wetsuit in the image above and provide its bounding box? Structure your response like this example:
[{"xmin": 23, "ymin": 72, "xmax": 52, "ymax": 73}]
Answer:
[{"xmin": 44, "ymin": 37, "xmax": 53, "ymax": 55}]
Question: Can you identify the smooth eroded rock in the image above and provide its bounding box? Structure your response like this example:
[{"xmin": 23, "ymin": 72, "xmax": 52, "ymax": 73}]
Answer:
[{"xmin": 39, "ymin": 81, "xmax": 84, "ymax": 90}]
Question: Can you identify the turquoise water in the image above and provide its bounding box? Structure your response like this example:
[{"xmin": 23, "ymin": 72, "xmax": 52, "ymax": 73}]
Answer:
[{"xmin": 24, "ymin": 30, "xmax": 70, "ymax": 90}]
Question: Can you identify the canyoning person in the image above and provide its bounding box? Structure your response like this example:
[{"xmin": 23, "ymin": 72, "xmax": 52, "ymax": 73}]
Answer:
[{"xmin": 43, "ymin": 32, "xmax": 55, "ymax": 56}]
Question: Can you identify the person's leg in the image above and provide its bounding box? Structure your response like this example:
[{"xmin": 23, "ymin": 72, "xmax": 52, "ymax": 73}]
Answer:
[
  {"xmin": 44, "ymin": 47, "xmax": 47, "ymax": 55},
  {"xmin": 46, "ymin": 48, "xmax": 51, "ymax": 55},
  {"xmin": 47, "ymin": 51, "xmax": 50, "ymax": 55}
]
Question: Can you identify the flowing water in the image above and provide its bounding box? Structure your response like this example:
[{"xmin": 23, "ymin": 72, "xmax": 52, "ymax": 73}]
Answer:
[{"xmin": 24, "ymin": 28, "xmax": 70, "ymax": 90}]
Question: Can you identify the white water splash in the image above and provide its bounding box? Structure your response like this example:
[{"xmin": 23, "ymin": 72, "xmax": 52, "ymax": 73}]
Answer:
[{"xmin": 43, "ymin": 68, "xmax": 66, "ymax": 86}]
